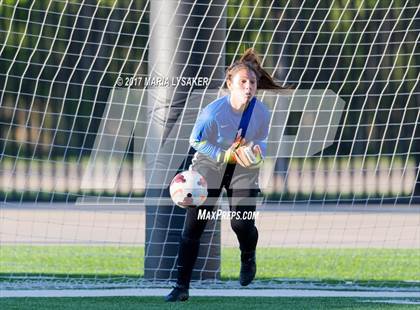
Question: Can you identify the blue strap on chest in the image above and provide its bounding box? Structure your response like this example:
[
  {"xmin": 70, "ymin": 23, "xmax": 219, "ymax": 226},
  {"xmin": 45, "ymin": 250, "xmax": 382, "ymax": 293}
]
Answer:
[{"xmin": 237, "ymin": 97, "xmax": 256, "ymax": 138}]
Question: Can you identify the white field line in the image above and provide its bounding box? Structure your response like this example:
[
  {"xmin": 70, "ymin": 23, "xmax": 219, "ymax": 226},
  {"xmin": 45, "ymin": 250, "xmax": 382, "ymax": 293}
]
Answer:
[
  {"xmin": 1, "ymin": 289, "xmax": 420, "ymax": 298},
  {"xmin": 359, "ymin": 299, "xmax": 420, "ymax": 305}
]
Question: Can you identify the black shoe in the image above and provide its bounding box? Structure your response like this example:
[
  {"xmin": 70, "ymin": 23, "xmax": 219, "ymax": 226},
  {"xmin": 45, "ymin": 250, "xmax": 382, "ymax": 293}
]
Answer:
[
  {"xmin": 239, "ymin": 252, "xmax": 256, "ymax": 286},
  {"xmin": 164, "ymin": 284, "xmax": 189, "ymax": 302}
]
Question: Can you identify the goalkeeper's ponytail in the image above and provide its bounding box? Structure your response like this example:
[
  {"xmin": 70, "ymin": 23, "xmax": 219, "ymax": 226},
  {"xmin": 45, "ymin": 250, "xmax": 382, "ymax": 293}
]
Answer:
[{"xmin": 225, "ymin": 48, "xmax": 288, "ymax": 90}]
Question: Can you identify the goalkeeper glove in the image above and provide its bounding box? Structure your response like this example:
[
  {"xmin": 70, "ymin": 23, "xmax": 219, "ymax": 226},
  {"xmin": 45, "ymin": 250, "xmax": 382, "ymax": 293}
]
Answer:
[
  {"xmin": 217, "ymin": 129, "xmax": 245, "ymax": 164},
  {"xmin": 234, "ymin": 142, "xmax": 264, "ymax": 169}
]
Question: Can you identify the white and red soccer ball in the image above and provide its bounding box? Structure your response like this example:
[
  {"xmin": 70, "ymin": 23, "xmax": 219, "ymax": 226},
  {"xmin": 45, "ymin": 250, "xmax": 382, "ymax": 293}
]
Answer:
[{"xmin": 169, "ymin": 169, "xmax": 208, "ymax": 208}]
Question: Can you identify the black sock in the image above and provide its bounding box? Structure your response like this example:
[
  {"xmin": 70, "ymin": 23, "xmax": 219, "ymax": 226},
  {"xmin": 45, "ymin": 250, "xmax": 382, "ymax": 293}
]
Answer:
[
  {"xmin": 241, "ymin": 250, "xmax": 256, "ymax": 262},
  {"xmin": 176, "ymin": 237, "xmax": 200, "ymax": 288}
]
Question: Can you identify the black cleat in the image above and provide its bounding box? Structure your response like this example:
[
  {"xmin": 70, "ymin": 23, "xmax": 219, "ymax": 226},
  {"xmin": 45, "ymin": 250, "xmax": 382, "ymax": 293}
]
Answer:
[
  {"xmin": 164, "ymin": 284, "xmax": 189, "ymax": 302},
  {"xmin": 239, "ymin": 252, "xmax": 256, "ymax": 286}
]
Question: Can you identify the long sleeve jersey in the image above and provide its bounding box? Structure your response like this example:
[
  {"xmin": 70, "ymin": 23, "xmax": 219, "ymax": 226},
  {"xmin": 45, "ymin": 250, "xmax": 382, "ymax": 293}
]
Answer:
[{"xmin": 189, "ymin": 95, "xmax": 270, "ymax": 161}]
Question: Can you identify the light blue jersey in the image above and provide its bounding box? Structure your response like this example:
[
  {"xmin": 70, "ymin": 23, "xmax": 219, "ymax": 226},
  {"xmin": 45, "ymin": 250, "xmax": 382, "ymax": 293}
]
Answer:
[{"xmin": 189, "ymin": 95, "xmax": 270, "ymax": 161}]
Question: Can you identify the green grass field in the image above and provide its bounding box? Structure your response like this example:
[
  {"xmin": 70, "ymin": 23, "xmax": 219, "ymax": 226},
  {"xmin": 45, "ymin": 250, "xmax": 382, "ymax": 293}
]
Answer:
[
  {"xmin": 1, "ymin": 245, "xmax": 419, "ymax": 284},
  {"xmin": 1, "ymin": 246, "xmax": 419, "ymax": 309},
  {"xmin": 1, "ymin": 297, "xmax": 420, "ymax": 310}
]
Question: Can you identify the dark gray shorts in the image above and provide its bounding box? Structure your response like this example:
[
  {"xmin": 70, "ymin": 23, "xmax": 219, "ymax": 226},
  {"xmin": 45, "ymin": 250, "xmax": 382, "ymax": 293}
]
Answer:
[{"xmin": 191, "ymin": 152, "xmax": 261, "ymax": 193}]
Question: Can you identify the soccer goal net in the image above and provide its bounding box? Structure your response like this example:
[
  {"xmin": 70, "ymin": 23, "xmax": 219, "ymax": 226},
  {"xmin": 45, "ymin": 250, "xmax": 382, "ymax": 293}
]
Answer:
[{"xmin": 0, "ymin": 0, "xmax": 419, "ymax": 291}]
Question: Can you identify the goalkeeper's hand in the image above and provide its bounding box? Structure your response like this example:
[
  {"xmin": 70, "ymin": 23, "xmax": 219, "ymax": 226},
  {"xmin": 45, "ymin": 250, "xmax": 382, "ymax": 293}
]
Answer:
[
  {"xmin": 217, "ymin": 130, "xmax": 246, "ymax": 164},
  {"xmin": 234, "ymin": 141, "xmax": 264, "ymax": 169}
]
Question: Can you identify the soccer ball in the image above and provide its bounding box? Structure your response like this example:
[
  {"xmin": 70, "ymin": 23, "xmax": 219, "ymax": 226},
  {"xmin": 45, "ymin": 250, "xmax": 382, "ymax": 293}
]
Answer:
[{"xmin": 169, "ymin": 169, "xmax": 208, "ymax": 208}]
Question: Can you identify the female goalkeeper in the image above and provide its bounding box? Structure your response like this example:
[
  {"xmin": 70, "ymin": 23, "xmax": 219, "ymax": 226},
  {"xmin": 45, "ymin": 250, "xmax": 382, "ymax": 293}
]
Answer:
[{"xmin": 166, "ymin": 49, "xmax": 285, "ymax": 302}]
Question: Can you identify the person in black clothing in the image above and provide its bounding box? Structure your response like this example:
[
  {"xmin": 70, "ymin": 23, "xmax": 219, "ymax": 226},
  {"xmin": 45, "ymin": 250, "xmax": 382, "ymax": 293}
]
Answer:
[{"xmin": 166, "ymin": 49, "xmax": 285, "ymax": 302}]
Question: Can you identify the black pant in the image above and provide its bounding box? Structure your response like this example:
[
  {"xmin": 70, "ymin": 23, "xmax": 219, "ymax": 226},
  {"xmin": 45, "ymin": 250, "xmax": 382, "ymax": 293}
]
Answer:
[{"xmin": 176, "ymin": 153, "xmax": 260, "ymax": 287}]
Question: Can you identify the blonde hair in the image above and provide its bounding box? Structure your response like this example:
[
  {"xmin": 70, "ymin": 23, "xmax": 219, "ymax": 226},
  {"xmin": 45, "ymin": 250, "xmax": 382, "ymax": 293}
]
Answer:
[{"xmin": 225, "ymin": 48, "xmax": 286, "ymax": 89}]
